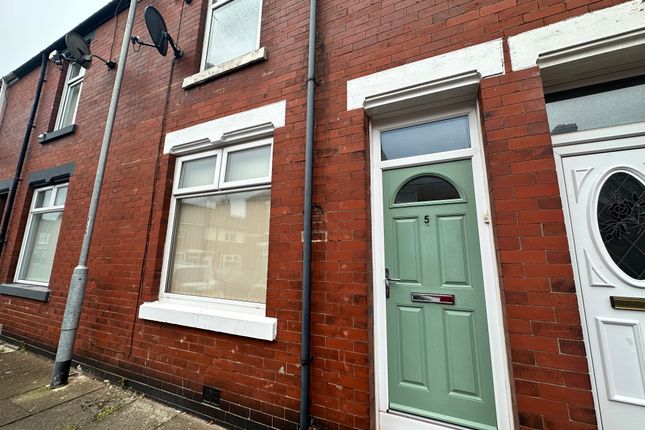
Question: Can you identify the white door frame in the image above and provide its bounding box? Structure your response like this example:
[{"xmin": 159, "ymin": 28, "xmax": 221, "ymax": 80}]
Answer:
[
  {"xmin": 552, "ymin": 121, "xmax": 645, "ymax": 430},
  {"xmin": 369, "ymin": 103, "xmax": 515, "ymax": 430}
]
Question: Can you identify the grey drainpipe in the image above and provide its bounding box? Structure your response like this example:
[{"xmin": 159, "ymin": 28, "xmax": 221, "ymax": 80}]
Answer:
[
  {"xmin": 299, "ymin": 0, "xmax": 317, "ymax": 427},
  {"xmin": 0, "ymin": 53, "xmax": 48, "ymax": 255}
]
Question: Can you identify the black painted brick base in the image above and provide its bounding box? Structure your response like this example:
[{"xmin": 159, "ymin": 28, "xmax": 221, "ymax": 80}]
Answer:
[{"xmin": 0, "ymin": 332, "xmax": 282, "ymax": 430}]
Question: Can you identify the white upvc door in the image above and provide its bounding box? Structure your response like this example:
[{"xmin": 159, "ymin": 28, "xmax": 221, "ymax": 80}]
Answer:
[{"xmin": 561, "ymin": 144, "xmax": 645, "ymax": 429}]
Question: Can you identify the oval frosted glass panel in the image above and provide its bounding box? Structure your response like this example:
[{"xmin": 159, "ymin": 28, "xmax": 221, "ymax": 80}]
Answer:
[
  {"xmin": 381, "ymin": 116, "xmax": 470, "ymax": 161},
  {"xmin": 395, "ymin": 175, "xmax": 460, "ymax": 204},
  {"xmin": 597, "ymin": 172, "xmax": 645, "ymax": 280},
  {"xmin": 546, "ymin": 76, "xmax": 645, "ymax": 135}
]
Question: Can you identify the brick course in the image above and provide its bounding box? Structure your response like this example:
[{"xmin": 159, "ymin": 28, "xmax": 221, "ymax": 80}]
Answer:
[{"xmin": 0, "ymin": 0, "xmax": 631, "ymax": 428}]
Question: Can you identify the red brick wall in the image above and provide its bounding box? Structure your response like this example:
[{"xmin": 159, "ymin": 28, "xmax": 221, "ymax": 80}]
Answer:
[
  {"xmin": 480, "ymin": 69, "xmax": 596, "ymax": 430},
  {"xmin": 0, "ymin": 0, "xmax": 631, "ymax": 429}
]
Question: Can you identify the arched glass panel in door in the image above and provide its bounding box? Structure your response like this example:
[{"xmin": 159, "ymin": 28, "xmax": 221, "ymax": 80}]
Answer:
[
  {"xmin": 394, "ymin": 175, "xmax": 461, "ymax": 204},
  {"xmin": 597, "ymin": 172, "xmax": 645, "ymax": 280}
]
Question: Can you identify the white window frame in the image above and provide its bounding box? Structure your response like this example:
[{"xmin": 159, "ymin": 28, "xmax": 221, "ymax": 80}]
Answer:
[
  {"xmin": 174, "ymin": 150, "xmax": 222, "ymax": 196},
  {"xmin": 15, "ymin": 183, "xmax": 68, "ymax": 286},
  {"xmin": 54, "ymin": 62, "xmax": 85, "ymax": 130},
  {"xmin": 219, "ymin": 140, "xmax": 273, "ymax": 188},
  {"xmin": 0, "ymin": 78, "xmax": 8, "ymax": 129},
  {"xmin": 200, "ymin": 0, "xmax": 264, "ymax": 72},
  {"xmin": 158, "ymin": 137, "xmax": 272, "ymax": 315}
]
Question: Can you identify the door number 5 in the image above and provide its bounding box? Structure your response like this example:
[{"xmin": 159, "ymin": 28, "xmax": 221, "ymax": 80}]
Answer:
[{"xmin": 424, "ymin": 215, "xmax": 430, "ymax": 225}]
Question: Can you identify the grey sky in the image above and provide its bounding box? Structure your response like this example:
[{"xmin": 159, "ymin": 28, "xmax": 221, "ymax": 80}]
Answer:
[{"xmin": 0, "ymin": 0, "xmax": 111, "ymax": 77}]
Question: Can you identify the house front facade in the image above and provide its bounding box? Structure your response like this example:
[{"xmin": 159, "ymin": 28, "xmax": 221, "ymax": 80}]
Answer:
[{"xmin": 0, "ymin": 0, "xmax": 644, "ymax": 429}]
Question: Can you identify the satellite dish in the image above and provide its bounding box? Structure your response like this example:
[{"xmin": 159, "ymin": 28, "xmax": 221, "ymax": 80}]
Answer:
[
  {"xmin": 145, "ymin": 6, "xmax": 169, "ymax": 57},
  {"xmin": 140, "ymin": 6, "xmax": 183, "ymax": 59},
  {"xmin": 65, "ymin": 32, "xmax": 92, "ymax": 69}
]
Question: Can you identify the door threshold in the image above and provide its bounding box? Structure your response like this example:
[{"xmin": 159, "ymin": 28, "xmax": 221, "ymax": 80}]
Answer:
[{"xmin": 381, "ymin": 410, "xmax": 474, "ymax": 430}]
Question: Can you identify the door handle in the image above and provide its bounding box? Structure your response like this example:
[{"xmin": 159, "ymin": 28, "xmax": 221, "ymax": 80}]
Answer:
[
  {"xmin": 385, "ymin": 268, "xmax": 401, "ymax": 287},
  {"xmin": 384, "ymin": 268, "xmax": 401, "ymax": 298},
  {"xmin": 385, "ymin": 267, "xmax": 401, "ymax": 282}
]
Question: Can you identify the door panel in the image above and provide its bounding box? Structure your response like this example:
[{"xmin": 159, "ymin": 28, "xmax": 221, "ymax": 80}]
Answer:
[
  {"xmin": 595, "ymin": 317, "xmax": 645, "ymax": 405},
  {"xmin": 444, "ymin": 309, "xmax": 481, "ymax": 399},
  {"xmin": 394, "ymin": 217, "xmax": 423, "ymax": 283},
  {"xmin": 383, "ymin": 159, "xmax": 497, "ymax": 430},
  {"xmin": 438, "ymin": 215, "xmax": 471, "ymax": 287},
  {"xmin": 562, "ymin": 146, "xmax": 645, "ymax": 428},
  {"xmin": 397, "ymin": 305, "xmax": 430, "ymax": 389}
]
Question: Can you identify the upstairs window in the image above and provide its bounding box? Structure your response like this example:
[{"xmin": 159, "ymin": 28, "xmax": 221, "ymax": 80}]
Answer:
[
  {"xmin": 0, "ymin": 192, "xmax": 7, "ymax": 223},
  {"xmin": 55, "ymin": 63, "xmax": 85, "ymax": 130},
  {"xmin": 201, "ymin": 0, "xmax": 263, "ymax": 70},
  {"xmin": 0, "ymin": 79, "xmax": 7, "ymax": 128}
]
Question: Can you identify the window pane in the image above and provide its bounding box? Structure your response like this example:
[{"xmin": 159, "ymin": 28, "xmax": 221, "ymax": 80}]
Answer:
[
  {"xmin": 381, "ymin": 116, "xmax": 470, "ymax": 161},
  {"xmin": 179, "ymin": 156, "xmax": 217, "ymax": 189},
  {"xmin": 205, "ymin": 0, "xmax": 261, "ymax": 68},
  {"xmin": 395, "ymin": 175, "xmax": 460, "ymax": 204},
  {"xmin": 58, "ymin": 82, "xmax": 82, "ymax": 128},
  {"xmin": 0, "ymin": 195, "xmax": 6, "ymax": 221},
  {"xmin": 54, "ymin": 186, "xmax": 68, "ymax": 206},
  {"xmin": 597, "ymin": 172, "xmax": 645, "ymax": 280},
  {"xmin": 34, "ymin": 189, "xmax": 53, "ymax": 208},
  {"xmin": 225, "ymin": 145, "xmax": 270, "ymax": 182},
  {"xmin": 68, "ymin": 63, "xmax": 82, "ymax": 80},
  {"xmin": 546, "ymin": 77, "xmax": 645, "ymax": 135},
  {"xmin": 168, "ymin": 189, "xmax": 270, "ymax": 303},
  {"xmin": 18, "ymin": 212, "xmax": 63, "ymax": 283}
]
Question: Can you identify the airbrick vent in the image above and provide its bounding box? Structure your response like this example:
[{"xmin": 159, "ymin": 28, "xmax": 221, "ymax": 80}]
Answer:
[{"xmin": 202, "ymin": 385, "xmax": 221, "ymax": 406}]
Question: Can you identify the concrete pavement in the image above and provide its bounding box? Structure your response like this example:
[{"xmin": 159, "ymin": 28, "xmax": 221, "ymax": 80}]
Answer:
[{"xmin": 0, "ymin": 341, "xmax": 225, "ymax": 430}]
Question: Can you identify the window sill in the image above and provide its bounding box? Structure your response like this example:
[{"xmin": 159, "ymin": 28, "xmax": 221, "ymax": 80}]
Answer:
[
  {"xmin": 39, "ymin": 124, "xmax": 76, "ymax": 144},
  {"xmin": 138, "ymin": 300, "xmax": 277, "ymax": 341},
  {"xmin": 183, "ymin": 47, "xmax": 268, "ymax": 90},
  {"xmin": 0, "ymin": 283, "xmax": 50, "ymax": 302}
]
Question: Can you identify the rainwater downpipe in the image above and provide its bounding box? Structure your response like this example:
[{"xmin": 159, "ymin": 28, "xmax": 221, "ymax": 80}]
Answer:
[
  {"xmin": 0, "ymin": 53, "xmax": 48, "ymax": 255},
  {"xmin": 299, "ymin": 0, "xmax": 317, "ymax": 427}
]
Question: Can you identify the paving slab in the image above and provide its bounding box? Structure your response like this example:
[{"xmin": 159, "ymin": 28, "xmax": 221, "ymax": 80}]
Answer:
[
  {"xmin": 158, "ymin": 412, "xmax": 224, "ymax": 430},
  {"xmin": 0, "ymin": 349, "xmax": 50, "ymax": 374},
  {"xmin": 0, "ymin": 399, "xmax": 30, "ymax": 426},
  {"xmin": 0, "ymin": 366, "xmax": 52, "ymax": 400},
  {"xmin": 0, "ymin": 343, "xmax": 18, "ymax": 354},
  {"xmin": 81, "ymin": 396, "xmax": 179, "ymax": 430},
  {"xmin": 10, "ymin": 374, "xmax": 103, "ymax": 413},
  {"xmin": 0, "ymin": 343, "xmax": 227, "ymax": 430},
  {"xmin": 1, "ymin": 385, "xmax": 137, "ymax": 430}
]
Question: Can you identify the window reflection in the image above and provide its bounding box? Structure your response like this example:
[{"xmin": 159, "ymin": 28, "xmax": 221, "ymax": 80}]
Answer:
[{"xmin": 381, "ymin": 116, "xmax": 470, "ymax": 161}]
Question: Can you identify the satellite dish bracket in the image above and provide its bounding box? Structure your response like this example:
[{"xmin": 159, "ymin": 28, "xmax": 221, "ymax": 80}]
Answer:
[
  {"xmin": 52, "ymin": 32, "xmax": 116, "ymax": 71},
  {"xmin": 130, "ymin": 34, "xmax": 183, "ymax": 59},
  {"xmin": 88, "ymin": 54, "xmax": 117, "ymax": 70},
  {"xmin": 50, "ymin": 51, "xmax": 115, "ymax": 70},
  {"xmin": 164, "ymin": 32, "xmax": 183, "ymax": 59}
]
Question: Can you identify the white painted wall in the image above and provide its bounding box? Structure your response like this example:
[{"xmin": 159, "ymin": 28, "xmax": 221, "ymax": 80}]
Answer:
[
  {"xmin": 164, "ymin": 100, "xmax": 286, "ymax": 154},
  {"xmin": 509, "ymin": 0, "xmax": 645, "ymax": 70},
  {"xmin": 346, "ymin": 39, "xmax": 505, "ymax": 111}
]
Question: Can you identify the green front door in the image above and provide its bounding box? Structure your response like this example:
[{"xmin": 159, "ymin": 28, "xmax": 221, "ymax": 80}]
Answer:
[{"xmin": 383, "ymin": 159, "xmax": 497, "ymax": 430}]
